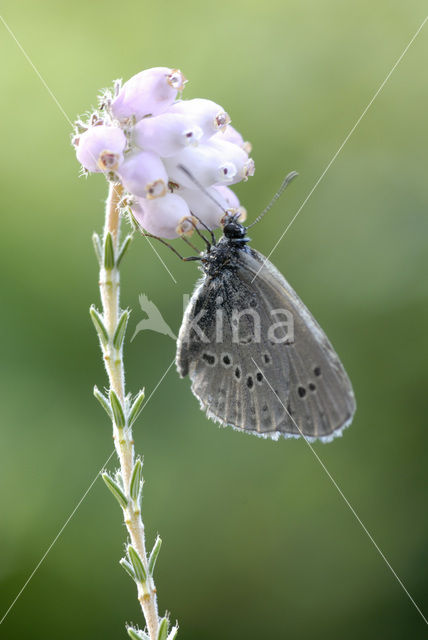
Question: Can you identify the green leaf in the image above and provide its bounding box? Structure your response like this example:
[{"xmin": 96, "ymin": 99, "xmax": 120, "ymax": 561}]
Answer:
[
  {"xmin": 113, "ymin": 310, "xmax": 129, "ymax": 350},
  {"xmin": 104, "ymin": 231, "xmax": 115, "ymax": 270},
  {"xmin": 119, "ymin": 557, "xmax": 136, "ymax": 581},
  {"xmin": 127, "ymin": 627, "xmax": 150, "ymax": 640},
  {"xmin": 127, "ymin": 545, "xmax": 147, "ymax": 583},
  {"xmin": 157, "ymin": 618, "xmax": 169, "ymax": 640},
  {"xmin": 130, "ymin": 458, "xmax": 143, "ymax": 502},
  {"xmin": 102, "ymin": 472, "xmax": 128, "ymax": 509},
  {"xmin": 128, "ymin": 389, "xmax": 146, "ymax": 427},
  {"xmin": 109, "ymin": 390, "xmax": 126, "ymax": 428},
  {"xmin": 148, "ymin": 536, "xmax": 162, "ymax": 576},
  {"xmin": 92, "ymin": 232, "xmax": 102, "ymax": 265},
  {"xmin": 93, "ymin": 386, "xmax": 112, "ymax": 419},
  {"xmin": 89, "ymin": 306, "xmax": 109, "ymax": 346},
  {"xmin": 117, "ymin": 234, "xmax": 133, "ymax": 267}
]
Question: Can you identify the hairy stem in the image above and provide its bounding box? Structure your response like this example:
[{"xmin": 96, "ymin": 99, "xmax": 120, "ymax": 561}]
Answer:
[{"xmin": 98, "ymin": 182, "xmax": 159, "ymax": 639}]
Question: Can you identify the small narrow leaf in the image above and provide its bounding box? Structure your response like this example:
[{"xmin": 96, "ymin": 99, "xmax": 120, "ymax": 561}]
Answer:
[
  {"xmin": 148, "ymin": 536, "xmax": 162, "ymax": 575},
  {"xmin": 89, "ymin": 306, "xmax": 109, "ymax": 345},
  {"xmin": 93, "ymin": 386, "xmax": 112, "ymax": 419},
  {"xmin": 130, "ymin": 458, "xmax": 143, "ymax": 502},
  {"xmin": 128, "ymin": 389, "xmax": 146, "ymax": 427},
  {"xmin": 102, "ymin": 472, "xmax": 128, "ymax": 509},
  {"xmin": 166, "ymin": 625, "xmax": 178, "ymax": 640},
  {"xmin": 157, "ymin": 618, "xmax": 169, "ymax": 640},
  {"xmin": 92, "ymin": 232, "xmax": 102, "ymax": 265},
  {"xmin": 127, "ymin": 628, "xmax": 149, "ymax": 640},
  {"xmin": 119, "ymin": 557, "xmax": 136, "ymax": 581},
  {"xmin": 117, "ymin": 234, "xmax": 133, "ymax": 267},
  {"xmin": 109, "ymin": 390, "xmax": 126, "ymax": 428},
  {"xmin": 113, "ymin": 310, "xmax": 130, "ymax": 350},
  {"xmin": 127, "ymin": 545, "xmax": 147, "ymax": 583},
  {"xmin": 104, "ymin": 231, "xmax": 115, "ymax": 270}
]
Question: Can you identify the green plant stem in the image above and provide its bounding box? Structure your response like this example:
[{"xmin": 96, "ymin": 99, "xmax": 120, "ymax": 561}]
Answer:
[{"xmin": 98, "ymin": 182, "xmax": 159, "ymax": 639}]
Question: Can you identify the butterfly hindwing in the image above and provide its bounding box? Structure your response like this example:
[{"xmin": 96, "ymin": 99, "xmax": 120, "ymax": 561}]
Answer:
[{"xmin": 236, "ymin": 248, "xmax": 356, "ymax": 440}]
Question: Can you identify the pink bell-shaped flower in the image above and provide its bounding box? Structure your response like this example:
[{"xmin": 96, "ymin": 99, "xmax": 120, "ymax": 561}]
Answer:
[
  {"xmin": 131, "ymin": 193, "xmax": 191, "ymax": 238},
  {"xmin": 75, "ymin": 125, "xmax": 126, "ymax": 173},
  {"xmin": 133, "ymin": 112, "xmax": 203, "ymax": 157},
  {"xmin": 117, "ymin": 151, "xmax": 168, "ymax": 198},
  {"xmin": 111, "ymin": 67, "xmax": 186, "ymax": 122}
]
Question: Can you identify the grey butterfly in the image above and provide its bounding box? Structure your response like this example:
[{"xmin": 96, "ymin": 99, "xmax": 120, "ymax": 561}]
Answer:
[{"xmin": 176, "ymin": 179, "xmax": 356, "ymax": 442}]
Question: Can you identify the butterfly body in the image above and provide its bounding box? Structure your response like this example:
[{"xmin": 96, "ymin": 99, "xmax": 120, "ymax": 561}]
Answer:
[{"xmin": 176, "ymin": 219, "xmax": 356, "ymax": 442}]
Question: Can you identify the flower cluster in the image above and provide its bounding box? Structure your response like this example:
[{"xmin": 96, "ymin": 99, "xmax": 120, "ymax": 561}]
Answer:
[{"xmin": 73, "ymin": 67, "xmax": 254, "ymax": 238}]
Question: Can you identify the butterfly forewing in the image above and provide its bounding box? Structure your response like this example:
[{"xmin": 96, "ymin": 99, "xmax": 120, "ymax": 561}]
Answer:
[
  {"xmin": 176, "ymin": 242, "xmax": 356, "ymax": 441},
  {"xmin": 176, "ymin": 267, "xmax": 292, "ymax": 437}
]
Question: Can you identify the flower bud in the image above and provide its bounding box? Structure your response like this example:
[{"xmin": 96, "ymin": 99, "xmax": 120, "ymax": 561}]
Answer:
[
  {"xmin": 213, "ymin": 185, "xmax": 240, "ymax": 209},
  {"xmin": 111, "ymin": 67, "xmax": 186, "ymax": 122},
  {"xmin": 131, "ymin": 193, "xmax": 191, "ymax": 238},
  {"xmin": 211, "ymin": 186, "xmax": 247, "ymax": 222},
  {"xmin": 75, "ymin": 125, "xmax": 126, "ymax": 173},
  {"xmin": 117, "ymin": 151, "xmax": 168, "ymax": 198},
  {"xmin": 163, "ymin": 144, "xmax": 237, "ymax": 188},
  {"xmin": 133, "ymin": 113, "xmax": 203, "ymax": 157},
  {"xmin": 212, "ymin": 124, "xmax": 244, "ymax": 147},
  {"xmin": 212, "ymin": 124, "xmax": 252, "ymax": 153},
  {"xmin": 167, "ymin": 98, "xmax": 230, "ymax": 137},
  {"xmin": 207, "ymin": 138, "xmax": 255, "ymax": 183},
  {"xmin": 177, "ymin": 186, "xmax": 231, "ymax": 229}
]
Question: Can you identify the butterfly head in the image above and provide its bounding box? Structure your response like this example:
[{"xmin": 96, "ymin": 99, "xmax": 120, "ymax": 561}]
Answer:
[{"xmin": 222, "ymin": 213, "xmax": 249, "ymax": 244}]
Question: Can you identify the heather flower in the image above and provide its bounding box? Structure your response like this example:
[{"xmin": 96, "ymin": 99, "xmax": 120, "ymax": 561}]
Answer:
[
  {"xmin": 75, "ymin": 124, "xmax": 126, "ymax": 173},
  {"xmin": 163, "ymin": 144, "xmax": 238, "ymax": 188},
  {"xmin": 111, "ymin": 67, "xmax": 187, "ymax": 122},
  {"xmin": 131, "ymin": 193, "xmax": 191, "ymax": 238},
  {"xmin": 73, "ymin": 66, "xmax": 254, "ymax": 239},
  {"xmin": 133, "ymin": 112, "xmax": 203, "ymax": 157},
  {"xmin": 166, "ymin": 98, "xmax": 231, "ymax": 137},
  {"xmin": 117, "ymin": 151, "xmax": 168, "ymax": 198},
  {"xmin": 176, "ymin": 185, "xmax": 246, "ymax": 230}
]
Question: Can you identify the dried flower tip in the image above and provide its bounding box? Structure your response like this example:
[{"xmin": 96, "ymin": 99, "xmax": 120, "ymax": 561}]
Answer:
[
  {"xmin": 113, "ymin": 78, "xmax": 122, "ymax": 97},
  {"xmin": 146, "ymin": 179, "xmax": 168, "ymax": 199},
  {"xmin": 215, "ymin": 110, "xmax": 231, "ymax": 131},
  {"xmin": 74, "ymin": 119, "xmax": 88, "ymax": 134},
  {"xmin": 242, "ymin": 140, "xmax": 252, "ymax": 154},
  {"xmin": 221, "ymin": 206, "xmax": 247, "ymax": 226},
  {"xmin": 218, "ymin": 162, "xmax": 237, "ymax": 181},
  {"xmin": 237, "ymin": 206, "xmax": 247, "ymax": 222},
  {"xmin": 243, "ymin": 158, "xmax": 255, "ymax": 180},
  {"xmin": 99, "ymin": 151, "xmax": 121, "ymax": 171},
  {"xmin": 167, "ymin": 68, "xmax": 187, "ymax": 91},
  {"xmin": 176, "ymin": 216, "xmax": 198, "ymax": 236}
]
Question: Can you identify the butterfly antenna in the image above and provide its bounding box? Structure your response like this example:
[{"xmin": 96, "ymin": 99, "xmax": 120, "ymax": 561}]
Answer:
[{"xmin": 246, "ymin": 171, "xmax": 298, "ymax": 229}]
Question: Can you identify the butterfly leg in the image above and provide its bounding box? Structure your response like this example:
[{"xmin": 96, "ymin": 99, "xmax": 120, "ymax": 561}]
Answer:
[{"xmin": 142, "ymin": 233, "xmax": 202, "ymax": 262}]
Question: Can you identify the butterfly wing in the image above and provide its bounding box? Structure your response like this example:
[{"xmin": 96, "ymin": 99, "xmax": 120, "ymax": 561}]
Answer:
[
  {"xmin": 176, "ymin": 270, "xmax": 292, "ymax": 438},
  {"xmin": 176, "ymin": 248, "xmax": 356, "ymax": 441},
  {"xmin": 239, "ymin": 248, "xmax": 356, "ymax": 440}
]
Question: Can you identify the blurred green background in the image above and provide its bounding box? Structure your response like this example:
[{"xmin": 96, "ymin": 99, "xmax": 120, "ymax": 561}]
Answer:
[{"xmin": 1, "ymin": 1, "xmax": 427, "ymax": 638}]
